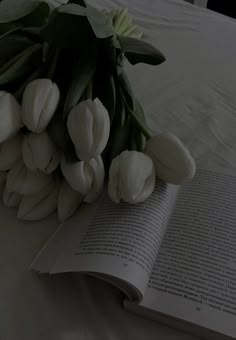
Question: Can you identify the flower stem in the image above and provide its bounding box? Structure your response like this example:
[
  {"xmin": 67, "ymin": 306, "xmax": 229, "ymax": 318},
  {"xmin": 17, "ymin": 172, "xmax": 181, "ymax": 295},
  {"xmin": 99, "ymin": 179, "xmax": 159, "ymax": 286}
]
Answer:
[
  {"xmin": 47, "ymin": 48, "xmax": 60, "ymax": 80},
  {"xmin": 128, "ymin": 109, "xmax": 152, "ymax": 139},
  {"xmin": 86, "ymin": 80, "xmax": 93, "ymax": 100}
]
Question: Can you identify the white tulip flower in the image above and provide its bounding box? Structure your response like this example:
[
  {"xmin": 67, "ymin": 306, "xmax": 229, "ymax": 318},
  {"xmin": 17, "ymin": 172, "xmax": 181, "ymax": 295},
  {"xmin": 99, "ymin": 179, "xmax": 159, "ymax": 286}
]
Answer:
[
  {"xmin": 146, "ymin": 133, "xmax": 196, "ymax": 185},
  {"xmin": 84, "ymin": 156, "xmax": 105, "ymax": 203},
  {"xmin": 22, "ymin": 131, "xmax": 60, "ymax": 173},
  {"xmin": 22, "ymin": 79, "xmax": 60, "ymax": 133},
  {"xmin": 108, "ymin": 150, "xmax": 156, "ymax": 204},
  {"xmin": 61, "ymin": 155, "xmax": 105, "ymax": 202},
  {"xmin": 67, "ymin": 98, "xmax": 110, "ymax": 161},
  {"xmin": 58, "ymin": 179, "xmax": 83, "ymax": 222},
  {"xmin": 7, "ymin": 160, "xmax": 52, "ymax": 195},
  {"xmin": 3, "ymin": 185, "xmax": 21, "ymax": 208},
  {"xmin": 17, "ymin": 180, "xmax": 59, "ymax": 221},
  {"xmin": 0, "ymin": 134, "xmax": 22, "ymax": 171},
  {"xmin": 0, "ymin": 91, "xmax": 22, "ymax": 143}
]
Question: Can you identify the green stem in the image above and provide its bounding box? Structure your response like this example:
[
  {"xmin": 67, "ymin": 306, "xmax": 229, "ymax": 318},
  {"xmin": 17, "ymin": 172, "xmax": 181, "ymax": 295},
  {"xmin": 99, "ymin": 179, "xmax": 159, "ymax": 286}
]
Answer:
[
  {"xmin": 0, "ymin": 27, "xmax": 22, "ymax": 41},
  {"xmin": 47, "ymin": 48, "xmax": 60, "ymax": 80},
  {"xmin": 86, "ymin": 80, "xmax": 93, "ymax": 100},
  {"xmin": 128, "ymin": 109, "xmax": 151, "ymax": 139}
]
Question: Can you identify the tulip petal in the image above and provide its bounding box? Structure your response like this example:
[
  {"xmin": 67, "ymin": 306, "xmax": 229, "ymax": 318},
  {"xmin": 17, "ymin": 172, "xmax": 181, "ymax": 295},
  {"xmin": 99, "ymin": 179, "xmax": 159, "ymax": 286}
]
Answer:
[
  {"xmin": 7, "ymin": 160, "xmax": 52, "ymax": 195},
  {"xmin": 60, "ymin": 156, "xmax": 92, "ymax": 194},
  {"xmin": 134, "ymin": 165, "xmax": 156, "ymax": 203},
  {"xmin": 108, "ymin": 150, "xmax": 156, "ymax": 204},
  {"xmin": 0, "ymin": 91, "xmax": 22, "ymax": 143},
  {"xmin": 67, "ymin": 98, "xmax": 110, "ymax": 161},
  {"xmin": 0, "ymin": 134, "xmax": 22, "ymax": 171},
  {"xmin": 120, "ymin": 151, "xmax": 154, "ymax": 203},
  {"xmin": 146, "ymin": 133, "xmax": 196, "ymax": 184},
  {"xmin": 22, "ymin": 131, "xmax": 60, "ymax": 173},
  {"xmin": 22, "ymin": 79, "xmax": 60, "ymax": 133},
  {"xmin": 3, "ymin": 185, "xmax": 21, "ymax": 208},
  {"xmin": 22, "ymin": 134, "xmax": 35, "ymax": 171},
  {"xmin": 84, "ymin": 156, "xmax": 105, "ymax": 203},
  {"xmin": 58, "ymin": 179, "xmax": 83, "ymax": 221},
  {"xmin": 17, "ymin": 181, "xmax": 58, "ymax": 221}
]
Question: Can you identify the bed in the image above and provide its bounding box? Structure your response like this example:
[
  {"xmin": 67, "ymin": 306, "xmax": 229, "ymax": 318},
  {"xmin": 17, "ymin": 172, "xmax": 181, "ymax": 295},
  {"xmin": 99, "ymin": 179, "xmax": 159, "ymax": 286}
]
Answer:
[{"xmin": 1, "ymin": 0, "xmax": 236, "ymax": 339}]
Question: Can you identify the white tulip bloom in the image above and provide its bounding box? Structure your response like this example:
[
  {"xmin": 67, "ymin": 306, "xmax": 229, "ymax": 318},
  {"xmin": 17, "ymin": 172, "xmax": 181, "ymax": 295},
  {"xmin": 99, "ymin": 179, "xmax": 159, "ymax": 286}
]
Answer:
[
  {"xmin": 0, "ymin": 134, "xmax": 22, "ymax": 171},
  {"xmin": 61, "ymin": 155, "xmax": 105, "ymax": 202},
  {"xmin": 22, "ymin": 131, "xmax": 60, "ymax": 174},
  {"xmin": 146, "ymin": 133, "xmax": 196, "ymax": 185},
  {"xmin": 84, "ymin": 156, "xmax": 105, "ymax": 203},
  {"xmin": 58, "ymin": 179, "xmax": 83, "ymax": 222},
  {"xmin": 3, "ymin": 185, "xmax": 21, "ymax": 208},
  {"xmin": 22, "ymin": 79, "xmax": 60, "ymax": 133},
  {"xmin": 108, "ymin": 150, "xmax": 156, "ymax": 204},
  {"xmin": 17, "ymin": 180, "xmax": 59, "ymax": 221},
  {"xmin": 67, "ymin": 98, "xmax": 110, "ymax": 161},
  {"xmin": 0, "ymin": 91, "xmax": 22, "ymax": 143},
  {"xmin": 7, "ymin": 160, "xmax": 52, "ymax": 195}
]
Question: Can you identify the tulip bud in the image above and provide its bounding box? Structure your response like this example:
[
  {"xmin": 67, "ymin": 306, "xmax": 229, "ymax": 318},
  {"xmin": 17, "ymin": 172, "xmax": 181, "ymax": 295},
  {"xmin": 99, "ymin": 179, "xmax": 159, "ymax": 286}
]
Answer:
[
  {"xmin": 61, "ymin": 155, "xmax": 105, "ymax": 202},
  {"xmin": 146, "ymin": 133, "xmax": 196, "ymax": 185},
  {"xmin": 22, "ymin": 131, "xmax": 60, "ymax": 174},
  {"xmin": 17, "ymin": 180, "xmax": 59, "ymax": 221},
  {"xmin": 0, "ymin": 91, "xmax": 22, "ymax": 143},
  {"xmin": 67, "ymin": 98, "xmax": 110, "ymax": 161},
  {"xmin": 22, "ymin": 79, "xmax": 60, "ymax": 133},
  {"xmin": 3, "ymin": 185, "xmax": 21, "ymax": 208},
  {"xmin": 108, "ymin": 150, "xmax": 156, "ymax": 204},
  {"xmin": 58, "ymin": 179, "xmax": 83, "ymax": 222},
  {"xmin": 7, "ymin": 160, "xmax": 52, "ymax": 195},
  {"xmin": 0, "ymin": 134, "xmax": 22, "ymax": 171}
]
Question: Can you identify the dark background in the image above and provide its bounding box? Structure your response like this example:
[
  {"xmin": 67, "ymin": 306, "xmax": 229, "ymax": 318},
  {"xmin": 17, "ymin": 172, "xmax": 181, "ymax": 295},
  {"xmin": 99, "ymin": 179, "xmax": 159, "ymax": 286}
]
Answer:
[{"xmin": 207, "ymin": 0, "xmax": 236, "ymax": 19}]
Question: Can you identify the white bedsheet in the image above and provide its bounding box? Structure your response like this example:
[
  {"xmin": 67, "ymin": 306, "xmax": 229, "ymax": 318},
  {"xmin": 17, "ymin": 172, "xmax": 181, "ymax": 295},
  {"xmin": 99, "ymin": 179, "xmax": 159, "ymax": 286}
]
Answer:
[{"xmin": 1, "ymin": 1, "xmax": 236, "ymax": 339}]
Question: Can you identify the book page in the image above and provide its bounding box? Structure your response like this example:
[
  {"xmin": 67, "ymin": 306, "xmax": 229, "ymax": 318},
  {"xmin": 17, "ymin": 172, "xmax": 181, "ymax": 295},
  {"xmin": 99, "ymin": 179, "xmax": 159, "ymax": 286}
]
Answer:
[
  {"xmin": 139, "ymin": 170, "xmax": 236, "ymax": 338},
  {"xmin": 35, "ymin": 183, "xmax": 178, "ymax": 299}
]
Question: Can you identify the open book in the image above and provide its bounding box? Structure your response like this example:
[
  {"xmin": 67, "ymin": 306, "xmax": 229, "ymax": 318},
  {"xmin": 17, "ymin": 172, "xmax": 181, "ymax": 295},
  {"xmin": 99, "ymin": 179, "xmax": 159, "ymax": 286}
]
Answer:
[{"xmin": 32, "ymin": 169, "xmax": 236, "ymax": 340}]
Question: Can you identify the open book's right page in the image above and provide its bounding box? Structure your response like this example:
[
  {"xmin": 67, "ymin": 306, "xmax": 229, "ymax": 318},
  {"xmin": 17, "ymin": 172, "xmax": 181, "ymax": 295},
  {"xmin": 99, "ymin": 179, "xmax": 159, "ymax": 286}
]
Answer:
[{"xmin": 139, "ymin": 170, "xmax": 236, "ymax": 339}]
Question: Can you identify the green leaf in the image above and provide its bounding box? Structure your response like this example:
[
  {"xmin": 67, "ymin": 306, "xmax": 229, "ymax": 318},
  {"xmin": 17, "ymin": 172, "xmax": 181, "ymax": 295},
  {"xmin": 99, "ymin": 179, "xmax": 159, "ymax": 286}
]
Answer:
[
  {"xmin": 57, "ymin": 3, "xmax": 86, "ymax": 16},
  {"xmin": 0, "ymin": 21, "xmax": 22, "ymax": 35},
  {"xmin": 113, "ymin": 80, "xmax": 126, "ymax": 126},
  {"xmin": 0, "ymin": 2, "xmax": 50, "ymax": 35},
  {"xmin": 93, "ymin": 71, "xmax": 116, "ymax": 123},
  {"xmin": 129, "ymin": 100, "xmax": 151, "ymax": 139},
  {"xmin": 86, "ymin": 4, "xmax": 113, "ymax": 39},
  {"xmin": 0, "ymin": 33, "xmax": 34, "ymax": 68},
  {"xmin": 117, "ymin": 69, "xmax": 135, "ymax": 113},
  {"xmin": 118, "ymin": 36, "xmax": 166, "ymax": 65},
  {"xmin": 109, "ymin": 119, "xmax": 131, "ymax": 160},
  {"xmin": 0, "ymin": 27, "xmax": 22, "ymax": 41},
  {"xmin": 129, "ymin": 126, "xmax": 146, "ymax": 152},
  {"xmin": 63, "ymin": 49, "xmax": 97, "ymax": 118},
  {"xmin": 41, "ymin": 9, "xmax": 94, "ymax": 48},
  {"xmin": 0, "ymin": 43, "xmax": 42, "ymax": 85}
]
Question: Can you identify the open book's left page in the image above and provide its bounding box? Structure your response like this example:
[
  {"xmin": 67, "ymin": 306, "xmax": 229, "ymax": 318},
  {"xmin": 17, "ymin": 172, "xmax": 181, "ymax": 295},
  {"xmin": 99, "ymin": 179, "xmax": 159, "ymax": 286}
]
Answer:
[{"xmin": 32, "ymin": 183, "xmax": 179, "ymax": 300}]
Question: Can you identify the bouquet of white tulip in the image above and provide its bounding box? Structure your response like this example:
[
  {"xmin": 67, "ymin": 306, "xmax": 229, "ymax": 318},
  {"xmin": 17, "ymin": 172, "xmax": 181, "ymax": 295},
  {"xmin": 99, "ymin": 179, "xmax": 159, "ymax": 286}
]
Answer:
[{"xmin": 0, "ymin": 0, "xmax": 196, "ymax": 222}]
